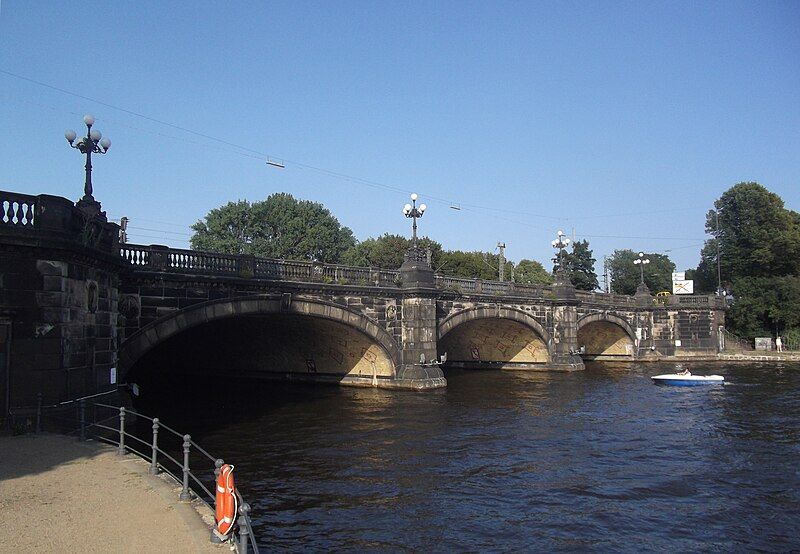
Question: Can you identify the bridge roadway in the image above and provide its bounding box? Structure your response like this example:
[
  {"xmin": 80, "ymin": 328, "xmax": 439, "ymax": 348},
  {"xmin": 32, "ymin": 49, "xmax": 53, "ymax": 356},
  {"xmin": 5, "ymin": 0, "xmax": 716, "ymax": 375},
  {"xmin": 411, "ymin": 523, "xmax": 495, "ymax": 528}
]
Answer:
[{"xmin": 1, "ymin": 190, "xmax": 726, "ymax": 414}]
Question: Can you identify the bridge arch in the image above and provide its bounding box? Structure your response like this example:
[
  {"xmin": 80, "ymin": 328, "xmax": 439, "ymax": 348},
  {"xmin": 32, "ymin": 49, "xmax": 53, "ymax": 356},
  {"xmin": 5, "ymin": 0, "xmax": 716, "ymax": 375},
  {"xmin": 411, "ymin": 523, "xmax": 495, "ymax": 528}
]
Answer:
[
  {"xmin": 118, "ymin": 295, "xmax": 402, "ymax": 380},
  {"xmin": 576, "ymin": 313, "xmax": 636, "ymax": 359},
  {"xmin": 438, "ymin": 306, "xmax": 552, "ymax": 366}
]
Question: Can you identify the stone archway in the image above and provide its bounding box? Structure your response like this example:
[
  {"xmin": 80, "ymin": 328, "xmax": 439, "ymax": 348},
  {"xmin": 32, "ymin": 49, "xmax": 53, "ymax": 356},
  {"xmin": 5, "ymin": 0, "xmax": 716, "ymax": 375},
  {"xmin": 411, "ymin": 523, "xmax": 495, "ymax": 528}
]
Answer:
[
  {"xmin": 576, "ymin": 313, "xmax": 636, "ymax": 359},
  {"xmin": 118, "ymin": 294, "xmax": 401, "ymax": 380},
  {"xmin": 438, "ymin": 306, "xmax": 552, "ymax": 366}
]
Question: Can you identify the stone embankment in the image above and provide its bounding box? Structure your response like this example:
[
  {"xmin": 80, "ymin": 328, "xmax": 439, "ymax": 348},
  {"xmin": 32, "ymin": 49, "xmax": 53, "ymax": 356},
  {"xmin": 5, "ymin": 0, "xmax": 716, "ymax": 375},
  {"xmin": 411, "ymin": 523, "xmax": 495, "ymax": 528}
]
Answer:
[
  {"xmin": 0, "ymin": 433, "xmax": 222, "ymax": 553},
  {"xmin": 718, "ymin": 352, "xmax": 800, "ymax": 362}
]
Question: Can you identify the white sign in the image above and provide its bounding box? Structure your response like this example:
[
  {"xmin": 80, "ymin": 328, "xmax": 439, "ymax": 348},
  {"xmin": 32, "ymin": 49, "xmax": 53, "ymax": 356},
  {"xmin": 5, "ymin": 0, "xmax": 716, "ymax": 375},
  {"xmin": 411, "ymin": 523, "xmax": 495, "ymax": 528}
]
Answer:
[
  {"xmin": 672, "ymin": 280, "xmax": 694, "ymax": 294},
  {"xmin": 672, "ymin": 272, "xmax": 685, "ymax": 281},
  {"xmin": 110, "ymin": 367, "xmax": 117, "ymax": 384}
]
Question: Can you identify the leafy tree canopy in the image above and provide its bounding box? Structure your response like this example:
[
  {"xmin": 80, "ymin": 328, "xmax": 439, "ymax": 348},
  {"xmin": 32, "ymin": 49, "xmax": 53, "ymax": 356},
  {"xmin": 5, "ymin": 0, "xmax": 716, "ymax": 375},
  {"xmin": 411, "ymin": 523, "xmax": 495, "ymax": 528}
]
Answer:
[
  {"xmin": 726, "ymin": 276, "xmax": 800, "ymax": 338},
  {"xmin": 553, "ymin": 239, "xmax": 599, "ymax": 291},
  {"xmin": 514, "ymin": 259, "xmax": 554, "ymax": 285},
  {"xmin": 341, "ymin": 234, "xmax": 443, "ymax": 269},
  {"xmin": 609, "ymin": 249, "xmax": 675, "ymax": 295},
  {"xmin": 696, "ymin": 182, "xmax": 800, "ymax": 290},
  {"xmin": 190, "ymin": 193, "xmax": 356, "ymax": 263},
  {"xmin": 694, "ymin": 182, "xmax": 800, "ymax": 340}
]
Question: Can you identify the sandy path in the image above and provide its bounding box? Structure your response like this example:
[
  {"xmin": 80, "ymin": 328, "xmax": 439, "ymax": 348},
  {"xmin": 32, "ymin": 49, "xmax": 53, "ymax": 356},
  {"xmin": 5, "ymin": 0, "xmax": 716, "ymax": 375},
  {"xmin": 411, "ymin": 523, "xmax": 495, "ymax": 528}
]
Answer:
[{"xmin": 0, "ymin": 434, "xmax": 224, "ymax": 553}]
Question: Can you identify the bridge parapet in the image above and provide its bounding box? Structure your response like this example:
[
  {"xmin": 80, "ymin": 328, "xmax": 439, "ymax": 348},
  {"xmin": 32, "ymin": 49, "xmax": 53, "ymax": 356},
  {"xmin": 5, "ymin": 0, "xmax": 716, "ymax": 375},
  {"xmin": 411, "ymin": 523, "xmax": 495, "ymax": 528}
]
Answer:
[
  {"xmin": 119, "ymin": 243, "xmax": 726, "ymax": 308},
  {"xmin": 1, "ymin": 189, "xmax": 120, "ymax": 255}
]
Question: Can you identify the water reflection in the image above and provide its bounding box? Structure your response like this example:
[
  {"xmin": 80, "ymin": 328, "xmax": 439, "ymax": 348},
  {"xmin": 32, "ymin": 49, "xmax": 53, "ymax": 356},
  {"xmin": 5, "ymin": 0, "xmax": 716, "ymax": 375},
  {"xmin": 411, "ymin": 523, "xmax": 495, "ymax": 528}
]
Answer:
[{"xmin": 133, "ymin": 362, "xmax": 800, "ymax": 551}]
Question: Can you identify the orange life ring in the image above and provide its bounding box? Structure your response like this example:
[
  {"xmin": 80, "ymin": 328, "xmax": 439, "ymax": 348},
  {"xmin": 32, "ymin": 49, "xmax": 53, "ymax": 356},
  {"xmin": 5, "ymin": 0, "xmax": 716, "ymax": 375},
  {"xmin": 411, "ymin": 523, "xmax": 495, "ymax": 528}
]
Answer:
[{"xmin": 215, "ymin": 464, "xmax": 238, "ymax": 537}]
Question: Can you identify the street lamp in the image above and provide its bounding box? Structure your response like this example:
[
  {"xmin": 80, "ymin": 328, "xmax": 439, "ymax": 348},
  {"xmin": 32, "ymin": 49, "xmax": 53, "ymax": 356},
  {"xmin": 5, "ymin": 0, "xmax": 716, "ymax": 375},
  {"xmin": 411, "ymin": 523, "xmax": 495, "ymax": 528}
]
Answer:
[
  {"xmin": 403, "ymin": 193, "xmax": 426, "ymax": 250},
  {"xmin": 65, "ymin": 114, "xmax": 111, "ymax": 212},
  {"xmin": 633, "ymin": 252, "xmax": 650, "ymax": 285},
  {"xmin": 551, "ymin": 230, "xmax": 570, "ymax": 271}
]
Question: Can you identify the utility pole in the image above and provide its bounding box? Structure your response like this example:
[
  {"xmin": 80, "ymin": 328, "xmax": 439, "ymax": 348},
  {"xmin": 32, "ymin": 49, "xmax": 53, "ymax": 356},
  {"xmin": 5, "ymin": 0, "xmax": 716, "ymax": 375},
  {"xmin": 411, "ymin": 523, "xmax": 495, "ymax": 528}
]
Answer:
[
  {"xmin": 715, "ymin": 209, "xmax": 722, "ymax": 295},
  {"xmin": 603, "ymin": 255, "xmax": 610, "ymax": 293},
  {"xmin": 497, "ymin": 242, "xmax": 506, "ymax": 281}
]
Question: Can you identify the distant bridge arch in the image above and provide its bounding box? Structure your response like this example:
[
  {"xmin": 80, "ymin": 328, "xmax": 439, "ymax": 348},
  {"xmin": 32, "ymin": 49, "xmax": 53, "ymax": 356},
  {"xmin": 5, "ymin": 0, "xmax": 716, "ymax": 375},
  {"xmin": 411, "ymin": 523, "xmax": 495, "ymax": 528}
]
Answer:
[
  {"xmin": 576, "ymin": 313, "xmax": 636, "ymax": 359},
  {"xmin": 438, "ymin": 306, "xmax": 552, "ymax": 366}
]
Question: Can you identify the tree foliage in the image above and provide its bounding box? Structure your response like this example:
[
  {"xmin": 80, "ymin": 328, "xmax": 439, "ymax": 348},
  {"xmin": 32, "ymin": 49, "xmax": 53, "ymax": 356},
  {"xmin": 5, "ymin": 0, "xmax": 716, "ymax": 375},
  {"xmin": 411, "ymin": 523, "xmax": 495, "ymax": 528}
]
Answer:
[
  {"xmin": 696, "ymin": 183, "xmax": 800, "ymax": 339},
  {"xmin": 696, "ymin": 183, "xmax": 800, "ymax": 293},
  {"xmin": 342, "ymin": 234, "xmax": 552, "ymax": 283},
  {"xmin": 341, "ymin": 234, "xmax": 443, "ymax": 269},
  {"xmin": 553, "ymin": 239, "xmax": 599, "ymax": 291},
  {"xmin": 513, "ymin": 259, "xmax": 554, "ymax": 285},
  {"xmin": 190, "ymin": 193, "xmax": 356, "ymax": 262},
  {"xmin": 609, "ymin": 249, "xmax": 675, "ymax": 295}
]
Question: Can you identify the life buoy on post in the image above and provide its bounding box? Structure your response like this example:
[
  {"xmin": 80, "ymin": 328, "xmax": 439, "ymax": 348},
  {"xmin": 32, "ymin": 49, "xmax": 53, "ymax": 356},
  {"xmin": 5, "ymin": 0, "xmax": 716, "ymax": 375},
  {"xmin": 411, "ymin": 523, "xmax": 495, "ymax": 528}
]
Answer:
[{"xmin": 215, "ymin": 464, "xmax": 238, "ymax": 538}]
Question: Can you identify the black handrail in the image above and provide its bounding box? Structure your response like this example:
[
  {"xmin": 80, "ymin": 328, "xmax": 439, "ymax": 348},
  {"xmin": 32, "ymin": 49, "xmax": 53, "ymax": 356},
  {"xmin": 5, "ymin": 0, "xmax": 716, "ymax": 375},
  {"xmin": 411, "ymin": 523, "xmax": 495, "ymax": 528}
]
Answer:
[{"xmin": 21, "ymin": 397, "xmax": 260, "ymax": 553}]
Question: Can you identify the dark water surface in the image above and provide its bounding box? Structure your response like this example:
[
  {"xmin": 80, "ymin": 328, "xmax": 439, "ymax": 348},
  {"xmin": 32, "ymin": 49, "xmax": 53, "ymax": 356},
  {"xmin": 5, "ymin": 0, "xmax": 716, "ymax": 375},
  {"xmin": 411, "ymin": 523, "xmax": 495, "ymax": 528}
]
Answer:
[{"xmin": 135, "ymin": 363, "xmax": 800, "ymax": 552}]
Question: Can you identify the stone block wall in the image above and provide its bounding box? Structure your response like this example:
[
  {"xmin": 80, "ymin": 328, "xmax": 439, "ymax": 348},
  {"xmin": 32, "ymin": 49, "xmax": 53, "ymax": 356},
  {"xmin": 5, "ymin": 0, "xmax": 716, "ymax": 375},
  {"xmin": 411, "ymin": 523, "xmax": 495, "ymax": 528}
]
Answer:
[{"xmin": 0, "ymin": 250, "xmax": 119, "ymax": 409}]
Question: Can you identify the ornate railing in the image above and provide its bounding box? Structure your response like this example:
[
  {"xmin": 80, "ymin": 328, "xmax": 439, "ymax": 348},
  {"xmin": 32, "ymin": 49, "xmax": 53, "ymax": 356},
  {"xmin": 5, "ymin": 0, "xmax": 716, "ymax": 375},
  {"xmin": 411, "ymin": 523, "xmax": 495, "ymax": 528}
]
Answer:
[
  {"xmin": 1, "ymin": 191, "xmax": 37, "ymax": 228},
  {"xmin": 574, "ymin": 290, "xmax": 638, "ymax": 306},
  {"xmin": 118, "ymin": 244, "xmax": 725, "ymax": 307},
  {"xmin": 1, "ymin": 190, "xmax": 120, "ymax": 254}
]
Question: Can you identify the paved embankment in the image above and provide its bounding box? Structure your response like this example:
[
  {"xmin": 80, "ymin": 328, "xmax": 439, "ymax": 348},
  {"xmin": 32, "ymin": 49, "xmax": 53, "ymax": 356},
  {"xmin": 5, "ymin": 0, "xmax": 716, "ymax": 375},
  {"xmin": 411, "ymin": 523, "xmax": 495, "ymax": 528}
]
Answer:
[{"xmin": 0, "ymin": 433, "xmax": 222, "ymax": 553}]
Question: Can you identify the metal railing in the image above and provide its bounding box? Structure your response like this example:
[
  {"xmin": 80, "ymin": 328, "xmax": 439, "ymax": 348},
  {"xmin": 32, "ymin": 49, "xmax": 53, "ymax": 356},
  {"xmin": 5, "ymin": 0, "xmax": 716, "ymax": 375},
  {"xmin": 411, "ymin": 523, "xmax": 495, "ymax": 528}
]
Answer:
[{"xmin": 16, "ymin": 393, "xmax": 259, "ymax": 553}]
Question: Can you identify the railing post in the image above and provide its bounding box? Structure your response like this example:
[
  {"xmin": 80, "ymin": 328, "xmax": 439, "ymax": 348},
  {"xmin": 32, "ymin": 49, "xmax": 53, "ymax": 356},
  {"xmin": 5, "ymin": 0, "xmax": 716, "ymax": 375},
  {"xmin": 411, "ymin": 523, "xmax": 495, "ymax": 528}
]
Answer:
[
  {"xmin": 238, "ymin": 503, "xmax": 251, "ymax": 554},
  {"xmin": 210, "ymin": 458, "xmax": 225, "ymax": 544},
  {"xmin": 117, "ymin": 407, "xmax": 126, "ymax": 455},
  {"xmin": 35, "ymin": 393, "xmax": 42, "ymax": 433},
  {"xmin": 150, "ymin": 418, "xmax": 160, "ymax": 475},
  {"xmin": 180, "ymin": 434, "xmax": 191, "ymax": 501},
  {"xmin": 79, "ymin": 400, "xmax": 87, "ymax": 441}
]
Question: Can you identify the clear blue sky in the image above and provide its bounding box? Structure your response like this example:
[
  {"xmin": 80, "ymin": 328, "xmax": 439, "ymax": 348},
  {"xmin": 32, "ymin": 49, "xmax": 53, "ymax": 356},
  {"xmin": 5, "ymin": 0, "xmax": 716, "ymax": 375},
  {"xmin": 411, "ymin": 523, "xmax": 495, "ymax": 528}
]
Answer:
[{"xmin": 1, "ymin": 1, "xmax": 798, "ymax": 275}]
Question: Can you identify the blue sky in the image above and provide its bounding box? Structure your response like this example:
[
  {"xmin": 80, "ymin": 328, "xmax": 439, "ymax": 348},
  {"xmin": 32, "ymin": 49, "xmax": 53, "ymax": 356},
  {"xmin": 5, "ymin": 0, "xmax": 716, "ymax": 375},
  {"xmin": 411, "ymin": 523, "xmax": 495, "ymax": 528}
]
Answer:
[{"xmin": 1, "ymin": 1, "xmax": 798, "ymax": 275}]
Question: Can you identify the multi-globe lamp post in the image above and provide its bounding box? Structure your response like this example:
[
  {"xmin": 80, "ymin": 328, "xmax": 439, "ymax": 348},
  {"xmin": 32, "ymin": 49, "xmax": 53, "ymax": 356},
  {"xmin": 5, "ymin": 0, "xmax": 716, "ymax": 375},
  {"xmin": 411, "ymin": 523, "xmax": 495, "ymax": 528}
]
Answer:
[
  {"xmin": 65, "ymin": 115, "xmax": 111, "ymax": 214},
  {"xmin": 551, "ymin": 230, "xmax": 570, "ymax": 273},
  {"xmin": 633, "ymin": 251, "xmax": 651, "ymax": 292},
  {"xmin": 403, "ymin": 193, "xmax": 427, "ymax": 256}
]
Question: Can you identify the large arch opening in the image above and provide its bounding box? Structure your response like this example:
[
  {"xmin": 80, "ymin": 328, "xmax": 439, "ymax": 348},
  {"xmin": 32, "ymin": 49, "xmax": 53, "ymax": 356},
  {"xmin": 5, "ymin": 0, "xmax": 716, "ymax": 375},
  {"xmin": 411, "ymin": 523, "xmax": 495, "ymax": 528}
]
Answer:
[
  {"xmin": 438, "ymin": 308, "xmax": 550, "ymax": 369},
  {"xmin": 120, "ymin": 296, "xmax": 400, "ymax": 390},
  {"xmin": 577, "ymin": 315, "xmax": 635, "ymax": 360}
]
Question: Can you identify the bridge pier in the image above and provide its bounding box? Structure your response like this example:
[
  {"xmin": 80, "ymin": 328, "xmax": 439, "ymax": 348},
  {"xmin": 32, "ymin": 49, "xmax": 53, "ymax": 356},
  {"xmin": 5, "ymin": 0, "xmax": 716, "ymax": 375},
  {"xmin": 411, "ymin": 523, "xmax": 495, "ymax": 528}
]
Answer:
[
  {"xmin": 549, "ymin": 304, "xmax": 585, "ymax": 371},
  {"xmin": 393, "ymin": 255, "xmax": 446, "ymax": 389}
]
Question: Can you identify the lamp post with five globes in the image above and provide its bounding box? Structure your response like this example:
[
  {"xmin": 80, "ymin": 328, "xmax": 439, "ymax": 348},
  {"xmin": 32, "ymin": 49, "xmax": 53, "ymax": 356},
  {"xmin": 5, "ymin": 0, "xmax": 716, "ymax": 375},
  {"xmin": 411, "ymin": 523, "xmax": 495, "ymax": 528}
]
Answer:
[
  {"xmin": 551, "ymin": 230, "xmax": 570, "ymax": 272},
  {"xmin": 65, "ymin": 115, "xmax": 111, "ymax": 214},
  {"xmin": 402, "ymin": 193, "xmax": 427, "ymax": 252},
  {"xmin": 633, "ymin": 252, "xmax": 650, "ymax": 286}
]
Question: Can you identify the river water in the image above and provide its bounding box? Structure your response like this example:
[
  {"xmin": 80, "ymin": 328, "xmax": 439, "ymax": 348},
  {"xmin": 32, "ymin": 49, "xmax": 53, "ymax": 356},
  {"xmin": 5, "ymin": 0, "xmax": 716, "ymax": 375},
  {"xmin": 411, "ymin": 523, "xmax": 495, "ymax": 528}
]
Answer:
[{"xmin": 135, "ymin": 362, "xmax": 800, "ymax": 552}]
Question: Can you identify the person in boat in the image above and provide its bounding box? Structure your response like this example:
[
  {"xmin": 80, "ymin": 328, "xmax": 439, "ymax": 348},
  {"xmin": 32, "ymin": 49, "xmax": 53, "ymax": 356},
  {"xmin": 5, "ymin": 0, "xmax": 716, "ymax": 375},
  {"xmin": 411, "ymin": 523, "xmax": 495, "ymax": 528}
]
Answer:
[{"xmin": 677, "ymin": 367, "xmax": 691, "ymax": 376}]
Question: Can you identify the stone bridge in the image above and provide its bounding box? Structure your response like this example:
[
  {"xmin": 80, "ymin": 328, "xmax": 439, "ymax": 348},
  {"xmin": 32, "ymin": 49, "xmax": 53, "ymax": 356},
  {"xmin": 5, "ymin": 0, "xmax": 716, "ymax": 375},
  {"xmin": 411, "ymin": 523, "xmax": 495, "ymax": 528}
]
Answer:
[{"xmin": 1, "ymin": 191, "xmax": 726, "ymax": 415}]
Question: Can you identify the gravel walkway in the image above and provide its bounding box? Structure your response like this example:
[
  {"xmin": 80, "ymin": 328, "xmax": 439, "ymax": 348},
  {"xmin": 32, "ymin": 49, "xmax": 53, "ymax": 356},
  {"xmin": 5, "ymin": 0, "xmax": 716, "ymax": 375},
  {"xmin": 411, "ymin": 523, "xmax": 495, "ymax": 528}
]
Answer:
[{"xmin": 0, "ymin": 433, "xmax": 224, "ymax": 553}]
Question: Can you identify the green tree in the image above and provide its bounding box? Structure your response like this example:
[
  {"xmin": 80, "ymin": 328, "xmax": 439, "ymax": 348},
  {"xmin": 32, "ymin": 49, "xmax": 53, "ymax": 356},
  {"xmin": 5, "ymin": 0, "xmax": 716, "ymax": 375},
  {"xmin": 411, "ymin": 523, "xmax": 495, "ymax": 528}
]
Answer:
[
  {"xmin": 342, "ymin": 234, "xmax": 443, "ymax": 269},
  {"xmin": 513, "ymin": 259, "xmax": 554, "ymax": 285},
  {"xmin": 437, "ymin": 250, "xmax": 510, "ymax": 280},
  {"xmin": 554, "ymin": 239, "xmax": 598, "ymax": 291},
  {"xmin": 693, "ymin": 183, "xmax": 800, "ymax": 340},
  {"xmin": 609, "ymin": 249, "xmax": 675, "ymax": 295},
  {"xmin": 696, "ymin": 182, "xmax": 800, "ymax": 287},
  {"xmin": 726, "ymin": 276, "xmax": 800, "ymax": 338},
  {"xmin": 191, "ymin": 193, "xmax": 356, "ymax": 262}
]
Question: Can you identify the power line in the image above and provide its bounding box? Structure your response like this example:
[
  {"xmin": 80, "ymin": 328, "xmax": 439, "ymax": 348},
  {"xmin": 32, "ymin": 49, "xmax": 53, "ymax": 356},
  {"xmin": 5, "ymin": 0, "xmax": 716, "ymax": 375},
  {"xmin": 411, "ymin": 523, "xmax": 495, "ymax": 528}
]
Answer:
[{"xmin": 2, "ymin": 68, "xmax": 697, "ymax": 226}]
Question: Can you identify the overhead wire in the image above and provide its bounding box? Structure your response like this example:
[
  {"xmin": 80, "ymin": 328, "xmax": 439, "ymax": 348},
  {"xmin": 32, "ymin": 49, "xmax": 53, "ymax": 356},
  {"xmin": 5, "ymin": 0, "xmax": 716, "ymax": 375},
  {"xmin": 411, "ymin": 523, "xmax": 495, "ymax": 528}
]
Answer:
[
  {"xmin": 1, "ymin": 68, "xmax": 698, "ymax": 225},
  {"xmin": 2, "ymin": 68, "xmax": 710, "ymax": 259}
]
